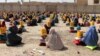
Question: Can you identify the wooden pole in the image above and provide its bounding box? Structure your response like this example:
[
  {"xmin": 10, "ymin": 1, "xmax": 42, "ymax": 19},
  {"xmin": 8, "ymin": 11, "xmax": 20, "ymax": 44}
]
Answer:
[
  {"xmin": 5, "ymin": 0, "xmax": 7, "ymax": 3},
  {"xmin": 29, "ymin": 0, "xmax": 30, "ymax": 12}
]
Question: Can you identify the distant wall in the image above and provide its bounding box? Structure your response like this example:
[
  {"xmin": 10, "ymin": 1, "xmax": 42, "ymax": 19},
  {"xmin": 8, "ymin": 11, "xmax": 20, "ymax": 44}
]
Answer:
[
  {"xmin": 88, "ymin": 0, "xmax": 100, "ymax": 5},
  {"xmin": 0, "ymin": 2, "xmax": 100, "ymax": 13}
]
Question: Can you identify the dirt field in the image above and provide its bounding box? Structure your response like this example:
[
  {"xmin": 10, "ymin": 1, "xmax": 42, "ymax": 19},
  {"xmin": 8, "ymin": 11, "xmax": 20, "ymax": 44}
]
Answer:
[{"xmin": 0, "ymin": 17, "xmax": 100, "ymax": 56}]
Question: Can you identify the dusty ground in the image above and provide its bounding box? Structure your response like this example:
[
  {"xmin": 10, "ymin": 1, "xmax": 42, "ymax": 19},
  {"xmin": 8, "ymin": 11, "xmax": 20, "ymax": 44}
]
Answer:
[{"xmin": 0, "ymin": 17, "xmax": 100, "ymax": 56}]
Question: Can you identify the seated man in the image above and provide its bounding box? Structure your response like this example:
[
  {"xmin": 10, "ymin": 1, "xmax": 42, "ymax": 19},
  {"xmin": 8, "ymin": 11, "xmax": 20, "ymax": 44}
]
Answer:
[
  {"xmin": 31, "ymin": 17, "xmax": 38, "ymax": 26},
  {"xmin": 6, "ymin": 23, "xmax": 22, "ymax": 46}
]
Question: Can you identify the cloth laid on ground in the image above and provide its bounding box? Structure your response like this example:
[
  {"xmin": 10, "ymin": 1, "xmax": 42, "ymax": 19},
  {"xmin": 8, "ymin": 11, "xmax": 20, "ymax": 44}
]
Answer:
[
  {"xmin": 73, "ymin": 39, "xmax": 85, "ymax": 46},
  {"xmin": 47, "ymin": 29, "xmax": 64, "ymax": 50},
  {"xmin": 86, "ymin": 46, "xmax": 97, "ymax": 50}
]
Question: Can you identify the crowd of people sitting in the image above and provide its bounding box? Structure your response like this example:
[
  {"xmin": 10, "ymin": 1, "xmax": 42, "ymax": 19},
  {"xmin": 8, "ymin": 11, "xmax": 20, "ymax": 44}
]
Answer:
[{"xmin": 0, "ymin": 11, "xmax": 99, "ymax": 50}]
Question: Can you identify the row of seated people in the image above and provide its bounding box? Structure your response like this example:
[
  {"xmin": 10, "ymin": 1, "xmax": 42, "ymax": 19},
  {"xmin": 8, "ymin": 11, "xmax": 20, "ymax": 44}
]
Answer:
[
  {"xmin": 0, "ymin": 20, "xmax": 26, "ymax": 46},
  {"xmin": 39, "ymin": 21, "xmax": 99, "ymax": 50},
  {"xmin": 40, "ymin": 27, "xmax": 65, "ymax": 50},
  {"xmin": 39, "ymin": 18, "xmax": 51, "ymax": 46},
  {"xmin": 69, "ymin": 19, "xmax": 95, "ymax": 33},
  {"xmin": 0, "ymin": 12, "xmax": 99, "ymax": 50},
  {"xmin": 73, "ymin": 22, "xmax": 99, "ymax": 50},
  {"xmin": 26, "ymin": 13, "xmax": 59, "ymax": 27},
  {"xmin": 61, "ymin": 13, "xmax": 100, "ymax": 27},
  {"xmin": 39, "ymin": 17, "xmax": 59, "ymax": 46},
  {"xmin": 38, "ymin": 16, "xmax": 99, "ymax": 50}
]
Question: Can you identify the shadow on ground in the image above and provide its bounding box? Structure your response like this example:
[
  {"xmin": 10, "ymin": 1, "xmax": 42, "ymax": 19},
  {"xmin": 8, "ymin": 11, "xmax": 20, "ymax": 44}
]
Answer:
[
  {"xmin": 60, "ymin": 47, "xmax": 68, "ymax": 51},
  {"xmin": 7, "ymin": 43, "xmax": 25, "ymax": 47}
]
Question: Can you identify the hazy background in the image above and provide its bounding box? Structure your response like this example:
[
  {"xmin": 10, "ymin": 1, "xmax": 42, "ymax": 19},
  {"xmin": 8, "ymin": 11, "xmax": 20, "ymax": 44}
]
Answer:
[{"xmin": 0, "ymin": 0, "xmax": 74, "ymax": 3}]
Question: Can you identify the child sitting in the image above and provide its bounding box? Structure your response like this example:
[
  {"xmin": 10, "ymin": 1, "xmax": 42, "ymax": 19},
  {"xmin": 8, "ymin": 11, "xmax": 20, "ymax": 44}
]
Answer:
[
  {"xmin": 0, "ymin": 21, "xmax": 6, "ymax": 43},
  {"xmin": 69, "ymin": 20, "xmax": 76, "ymax": 33},
  {"xmin": 39, "ymin": 27, "xmax": 47, "ymax": 46},
  {"xmin": 73, "ymin": 28, "xmax": 85, "ymax": 45},
  {"xmin": 18, "ymin": 19, "xmax": 26, "ymax": 34}
]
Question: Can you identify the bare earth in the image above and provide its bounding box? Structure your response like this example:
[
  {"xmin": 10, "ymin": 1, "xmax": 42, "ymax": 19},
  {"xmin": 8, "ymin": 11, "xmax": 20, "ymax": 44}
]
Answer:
[{"xmin": 0, "ymin": 18, "xmax": 100, "ymax": 56}]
